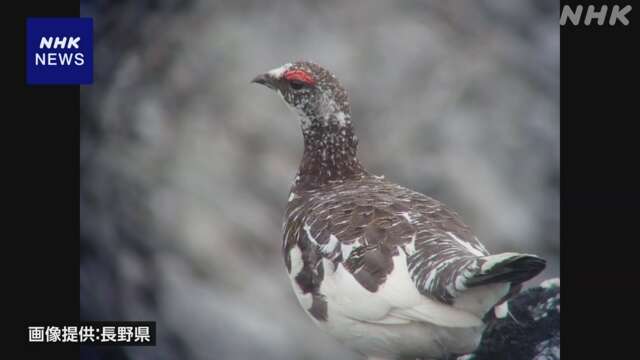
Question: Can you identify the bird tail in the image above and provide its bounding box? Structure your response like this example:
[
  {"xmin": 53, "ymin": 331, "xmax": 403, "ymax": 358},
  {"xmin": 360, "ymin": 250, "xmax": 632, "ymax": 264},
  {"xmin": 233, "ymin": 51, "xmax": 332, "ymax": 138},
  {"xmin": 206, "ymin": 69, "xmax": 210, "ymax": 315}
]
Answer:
[{"xmin": 466, "ymin": 252, "xmax": 546, "ymax": 288}]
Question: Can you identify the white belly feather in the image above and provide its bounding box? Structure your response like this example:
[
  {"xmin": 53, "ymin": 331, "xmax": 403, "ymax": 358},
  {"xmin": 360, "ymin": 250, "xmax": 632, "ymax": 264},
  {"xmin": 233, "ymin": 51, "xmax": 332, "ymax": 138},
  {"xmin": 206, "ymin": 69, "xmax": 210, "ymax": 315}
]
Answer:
[{"xmin": 287, "ymin": 249, "xmax": 499, "ymax": 358}]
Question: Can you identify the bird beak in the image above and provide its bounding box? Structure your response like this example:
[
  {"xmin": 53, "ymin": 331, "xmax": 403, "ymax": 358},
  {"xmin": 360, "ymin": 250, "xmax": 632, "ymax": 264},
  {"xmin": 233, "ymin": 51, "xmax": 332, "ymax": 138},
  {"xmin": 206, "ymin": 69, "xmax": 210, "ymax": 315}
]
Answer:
[{"xmin": 251, "ymin": 73, "xmax": 276, "ymax": 90}]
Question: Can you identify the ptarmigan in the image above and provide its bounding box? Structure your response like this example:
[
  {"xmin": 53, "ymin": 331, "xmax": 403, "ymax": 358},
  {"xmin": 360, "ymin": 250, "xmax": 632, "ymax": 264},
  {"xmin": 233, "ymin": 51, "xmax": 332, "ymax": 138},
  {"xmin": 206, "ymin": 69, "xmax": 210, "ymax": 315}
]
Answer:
[{"xmin": 252, "ymin": 61, "xmax": 546, "ymax": 360}]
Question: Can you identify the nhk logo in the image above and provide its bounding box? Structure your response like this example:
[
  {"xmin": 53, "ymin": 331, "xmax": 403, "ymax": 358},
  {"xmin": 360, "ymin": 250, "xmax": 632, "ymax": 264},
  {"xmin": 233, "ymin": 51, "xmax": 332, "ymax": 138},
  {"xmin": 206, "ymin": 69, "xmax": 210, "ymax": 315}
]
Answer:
[
  {"xmin": 560, "ymin": 5, "xmax": 632, "ymax": 26},
  {"xmin": 36, "ymin": 37, "xmax": 85, "ymax": 66},
  {"xmin": 26, "ymin": 18, "xmax": 93, "ymax": 85}
]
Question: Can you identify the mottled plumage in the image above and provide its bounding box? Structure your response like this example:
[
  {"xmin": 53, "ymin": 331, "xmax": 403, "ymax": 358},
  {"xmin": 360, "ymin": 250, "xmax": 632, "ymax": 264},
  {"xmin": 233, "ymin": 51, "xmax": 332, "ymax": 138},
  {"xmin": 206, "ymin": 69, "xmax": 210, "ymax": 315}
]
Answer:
[{"xmin": 253, "ymin": 61, "xmax": 545, "ymax": 360}]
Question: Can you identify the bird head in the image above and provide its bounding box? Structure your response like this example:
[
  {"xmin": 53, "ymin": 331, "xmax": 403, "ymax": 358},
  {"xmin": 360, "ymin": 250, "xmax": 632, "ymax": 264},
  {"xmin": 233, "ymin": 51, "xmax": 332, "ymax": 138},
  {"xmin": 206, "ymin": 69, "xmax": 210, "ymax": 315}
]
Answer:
[{"xmin": 252, "ymin": 61, "xmax": 351, "ymax": 131}]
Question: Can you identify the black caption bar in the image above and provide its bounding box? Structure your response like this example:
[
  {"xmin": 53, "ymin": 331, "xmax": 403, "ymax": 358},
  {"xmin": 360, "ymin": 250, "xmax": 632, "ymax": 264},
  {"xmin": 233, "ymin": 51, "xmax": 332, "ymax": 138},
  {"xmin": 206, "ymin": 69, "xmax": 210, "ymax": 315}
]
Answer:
[{"xmin": 26, "ymin": 321, "xmax": 156, "ymax": 346}]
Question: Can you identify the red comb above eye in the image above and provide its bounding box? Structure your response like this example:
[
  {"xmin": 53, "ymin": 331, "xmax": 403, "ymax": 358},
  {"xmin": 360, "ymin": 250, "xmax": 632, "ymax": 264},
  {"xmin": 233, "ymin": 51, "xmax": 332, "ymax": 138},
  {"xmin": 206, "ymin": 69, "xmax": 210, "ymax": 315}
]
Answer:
[{"xmin": 283, "ymin": 70, "xmax": 315, "ymax": 85}]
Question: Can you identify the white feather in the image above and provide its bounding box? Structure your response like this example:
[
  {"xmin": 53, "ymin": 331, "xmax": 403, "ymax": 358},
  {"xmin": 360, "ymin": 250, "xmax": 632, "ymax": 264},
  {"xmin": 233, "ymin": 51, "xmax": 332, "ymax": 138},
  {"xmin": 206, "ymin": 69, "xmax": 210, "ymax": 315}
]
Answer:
[
  {"xmin": 480, "ymin": 252, "xmax": 522, "ymax": 273},
  {"xmin": 448, "ymin": 232, "xmax": 485, "ymax": 257},
  {"xmin": 494, "ymin": 301, "xmax": 509, "ymax": 319},
  {"xmin": 303, "ymin": 223, "xmax": 319, "ymax": 245},
  {"xmin": 340, "ymin": 242, "xmax": 355, "ymax": 260},
  {"xmin": 321, "ymin": 234, "xmax": 340, "ymax": 254},
  {"xmin": 267, "ymin": 63, "xmax": 291, "ymax": 78}
]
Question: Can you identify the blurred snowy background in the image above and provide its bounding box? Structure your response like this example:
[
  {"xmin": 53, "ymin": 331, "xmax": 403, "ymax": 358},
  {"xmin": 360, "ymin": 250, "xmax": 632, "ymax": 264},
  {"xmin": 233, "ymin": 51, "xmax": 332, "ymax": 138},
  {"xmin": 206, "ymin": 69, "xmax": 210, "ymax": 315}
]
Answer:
[{"xmin": 79, "ymin": 0, "xmax": 559, "ymax": 359}]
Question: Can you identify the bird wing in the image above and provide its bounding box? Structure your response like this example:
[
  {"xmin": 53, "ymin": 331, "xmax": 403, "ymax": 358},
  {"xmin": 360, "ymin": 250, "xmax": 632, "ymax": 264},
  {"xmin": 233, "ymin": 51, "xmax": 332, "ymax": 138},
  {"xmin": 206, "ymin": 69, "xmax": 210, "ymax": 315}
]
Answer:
[{"xmin": 284, "ymin": 177, "xmax": 543, "ymax": 327}]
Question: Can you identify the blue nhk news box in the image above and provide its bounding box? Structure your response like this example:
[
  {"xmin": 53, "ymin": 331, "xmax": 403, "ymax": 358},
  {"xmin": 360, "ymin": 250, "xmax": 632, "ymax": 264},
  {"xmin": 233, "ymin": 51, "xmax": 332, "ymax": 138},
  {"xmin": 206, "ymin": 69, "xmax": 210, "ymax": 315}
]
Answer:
[{"xmin": 26, "ymin": 17, "xmax": 93, "ymax": 85}]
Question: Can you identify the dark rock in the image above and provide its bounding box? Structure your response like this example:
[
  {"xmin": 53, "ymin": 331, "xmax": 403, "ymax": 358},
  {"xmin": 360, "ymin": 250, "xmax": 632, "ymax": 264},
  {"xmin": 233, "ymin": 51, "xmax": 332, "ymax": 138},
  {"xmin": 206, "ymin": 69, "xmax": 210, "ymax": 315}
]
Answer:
[{"xmin": 458, "ymin": 279, "xmax": 560, "ymax": 360}]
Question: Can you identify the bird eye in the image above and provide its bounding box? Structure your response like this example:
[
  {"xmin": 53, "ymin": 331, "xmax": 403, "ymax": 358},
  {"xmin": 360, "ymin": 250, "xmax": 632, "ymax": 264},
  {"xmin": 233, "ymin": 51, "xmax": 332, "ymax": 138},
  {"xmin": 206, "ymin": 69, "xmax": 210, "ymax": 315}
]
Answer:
[{"xmin": 290, "ymin": 80, "xmax": 305, "ymax": 90}]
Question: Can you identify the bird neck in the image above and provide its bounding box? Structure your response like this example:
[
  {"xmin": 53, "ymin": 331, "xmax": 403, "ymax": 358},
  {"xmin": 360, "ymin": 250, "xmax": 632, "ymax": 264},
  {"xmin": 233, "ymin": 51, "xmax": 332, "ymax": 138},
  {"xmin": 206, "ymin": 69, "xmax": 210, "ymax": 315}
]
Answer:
[{"xmin": 295, "ymin": 113, "xmax": 366, "ymax": 189}]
